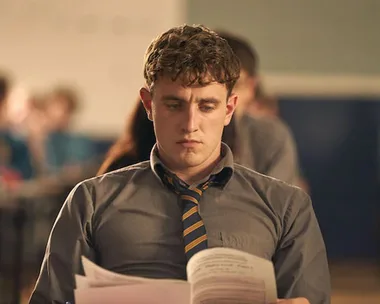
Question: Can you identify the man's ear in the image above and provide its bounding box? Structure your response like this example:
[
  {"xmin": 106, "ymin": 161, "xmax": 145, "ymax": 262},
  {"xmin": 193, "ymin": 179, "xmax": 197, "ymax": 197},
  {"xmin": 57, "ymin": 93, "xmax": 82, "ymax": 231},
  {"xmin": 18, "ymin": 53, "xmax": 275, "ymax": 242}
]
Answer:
[
  {"xmin": 224, "ymin": 93, "xmax": 238, "ymax": 126},
  {"xmin": 140, "ymin": 87, "xmax": 153, "ymax": 121}
]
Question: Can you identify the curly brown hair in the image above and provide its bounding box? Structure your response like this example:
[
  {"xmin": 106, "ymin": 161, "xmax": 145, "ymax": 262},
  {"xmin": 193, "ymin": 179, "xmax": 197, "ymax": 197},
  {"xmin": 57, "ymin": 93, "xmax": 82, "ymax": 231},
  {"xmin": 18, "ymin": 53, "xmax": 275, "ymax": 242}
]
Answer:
[{"xmin": 143, "ymin": 24, "xmax": 240, "ymax": 95}]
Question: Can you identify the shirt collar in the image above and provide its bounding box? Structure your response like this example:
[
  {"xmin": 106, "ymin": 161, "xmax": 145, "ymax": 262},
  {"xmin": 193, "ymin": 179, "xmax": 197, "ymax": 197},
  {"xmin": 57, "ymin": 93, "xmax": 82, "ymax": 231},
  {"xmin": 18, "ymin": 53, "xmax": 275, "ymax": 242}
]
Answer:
[{"xmin": 150, "ymin": 142, "xmax": 234, "ymax": 189}]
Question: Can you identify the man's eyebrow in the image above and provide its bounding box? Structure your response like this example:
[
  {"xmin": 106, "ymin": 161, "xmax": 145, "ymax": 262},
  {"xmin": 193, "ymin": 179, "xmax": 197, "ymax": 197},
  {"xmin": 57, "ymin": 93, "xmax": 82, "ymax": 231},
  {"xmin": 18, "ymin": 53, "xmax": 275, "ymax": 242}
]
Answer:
[
  {"xmin": 161, "ymin": 95, "xmax": 222, "ymax": 104},
  {"xmin": 198, "ymin": 97, "xmax": 221, "ymax": 104},
  {"xmin": 161, "ymin": 95, "xmax": 187, "ymax": 102}
]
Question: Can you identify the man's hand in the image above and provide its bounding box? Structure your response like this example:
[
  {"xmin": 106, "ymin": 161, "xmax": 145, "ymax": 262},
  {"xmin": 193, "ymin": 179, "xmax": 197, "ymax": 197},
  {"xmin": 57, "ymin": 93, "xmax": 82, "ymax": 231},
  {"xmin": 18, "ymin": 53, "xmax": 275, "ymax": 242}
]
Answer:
[{"xmin": 275, "ymin": 298, "xmax": 310, "ymax": 304}]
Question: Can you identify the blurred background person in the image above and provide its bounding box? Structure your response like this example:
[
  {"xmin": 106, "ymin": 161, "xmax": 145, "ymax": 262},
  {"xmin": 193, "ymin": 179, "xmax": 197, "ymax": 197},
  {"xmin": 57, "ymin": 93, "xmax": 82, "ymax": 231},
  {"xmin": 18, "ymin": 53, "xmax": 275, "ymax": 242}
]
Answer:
[
  {"xmin": 218, "ymin": 31, "xmax": 302, "ymax": 187},
  {"xmin": 97, "ymin": 97, "xmax": 155, "ymax": 174},
  {"xmin": 249, "ymin": 91, "xmax": 310, "ymax": 193},
  {"xmin": 0, "ymin": 73, "xmax": 34, "ymax": 185},
  {"xmin": 248, "ymin": 86, "xmax": 279, "ymax": 118},
  {"xmin": 23, "ymin": 93, "xmax": 50, "ymax": 178},
  {"xmin": 42, "ymin": 86, "xmax": 97, "ymax": 179}
]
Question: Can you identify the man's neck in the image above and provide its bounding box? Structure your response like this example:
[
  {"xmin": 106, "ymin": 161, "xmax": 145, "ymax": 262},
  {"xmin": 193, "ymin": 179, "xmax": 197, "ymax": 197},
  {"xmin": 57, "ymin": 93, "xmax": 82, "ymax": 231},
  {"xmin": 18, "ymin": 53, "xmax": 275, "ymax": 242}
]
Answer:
[
  {"xmin": 158, "ymin": 146, "xmax": 222, "ymax": 185},
  {"xmin": 175, "ymin": 156, "xmax": 221, "ymax": 185}
]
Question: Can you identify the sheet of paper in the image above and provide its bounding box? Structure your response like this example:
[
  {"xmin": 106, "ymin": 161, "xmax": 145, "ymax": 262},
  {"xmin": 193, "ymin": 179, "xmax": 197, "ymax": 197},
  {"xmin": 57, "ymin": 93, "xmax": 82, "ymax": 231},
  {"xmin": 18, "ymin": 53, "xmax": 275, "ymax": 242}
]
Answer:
[
  {"xmin": 75, "ymin": 282, "xmax": 191, "ymax": 304},
  {"xmin": 75, "ymin": 275, "xmax": 90, "ymax": 289},
  {"xmin": 187, "ymin": 247, "xmax": 277, "ymax": 304},
  {"xmin": 81, "ymin": 256, "xmax": 185, "ymax": 286}
]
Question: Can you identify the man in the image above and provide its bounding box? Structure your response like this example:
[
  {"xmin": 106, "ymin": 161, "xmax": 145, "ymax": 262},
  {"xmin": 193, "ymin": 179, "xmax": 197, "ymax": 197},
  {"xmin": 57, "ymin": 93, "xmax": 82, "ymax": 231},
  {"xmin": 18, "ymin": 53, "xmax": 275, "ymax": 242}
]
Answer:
[
  {"xmin": 250, "ymin": 92, "xmax": 280, "ymax": 118},
  {"xmin": 218, "ymin": 32, "xmax": 300, "ymax": 186},
  {"xmin": 42, "ymin": 86, "xmax": 96, "ymax": 175},
  {"xmin": 250, "ymin": 93, "xmax": 310, "ymax": 193},
  {"xmin": 0, "ymin": 73, "xmax": 34, "ymax": 181},
  {"xmin": 29, "ymin": 25, "xmax": 330, "ymax": 304}
]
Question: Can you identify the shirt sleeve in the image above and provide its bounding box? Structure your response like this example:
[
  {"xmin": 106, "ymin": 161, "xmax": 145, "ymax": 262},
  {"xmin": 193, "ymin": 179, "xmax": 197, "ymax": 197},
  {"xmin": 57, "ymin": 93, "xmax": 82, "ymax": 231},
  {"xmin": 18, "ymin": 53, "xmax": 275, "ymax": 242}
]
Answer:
[
  {"xmin": 29, "ymin": 182, "xmax": 96, "ymax": 304},
  {"xmin": 273, "ymin": 189, "xmax": 331, "ymax": 304}
]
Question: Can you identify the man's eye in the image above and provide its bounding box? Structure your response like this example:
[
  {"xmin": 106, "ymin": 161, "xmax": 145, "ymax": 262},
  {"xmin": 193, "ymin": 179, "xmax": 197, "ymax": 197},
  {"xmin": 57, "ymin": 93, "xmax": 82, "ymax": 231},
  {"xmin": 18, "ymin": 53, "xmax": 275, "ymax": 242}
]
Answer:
[
  {"xmin": 167, "ymin": 103, "xmax": 180, "ymax": 110},
  {"xmin": 200, "ymin": 105, "xmax": 214, "ymax": 112}
]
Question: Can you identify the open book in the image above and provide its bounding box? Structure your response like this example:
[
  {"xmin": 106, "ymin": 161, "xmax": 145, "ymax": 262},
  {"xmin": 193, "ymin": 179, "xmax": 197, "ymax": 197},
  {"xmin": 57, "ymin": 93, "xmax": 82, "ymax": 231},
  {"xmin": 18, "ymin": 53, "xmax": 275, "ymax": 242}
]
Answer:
[{"xmin": 74, "ymin": 247, "xmax": 277, "ymax": 304}]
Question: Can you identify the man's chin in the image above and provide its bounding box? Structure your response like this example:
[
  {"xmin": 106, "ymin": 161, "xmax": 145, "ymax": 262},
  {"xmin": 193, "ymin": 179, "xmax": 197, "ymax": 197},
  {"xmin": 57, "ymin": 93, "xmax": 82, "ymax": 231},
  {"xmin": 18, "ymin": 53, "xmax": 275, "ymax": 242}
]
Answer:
[{"xmin": 175, "ymin": 154, "xmax": 203, "ymax": 168}]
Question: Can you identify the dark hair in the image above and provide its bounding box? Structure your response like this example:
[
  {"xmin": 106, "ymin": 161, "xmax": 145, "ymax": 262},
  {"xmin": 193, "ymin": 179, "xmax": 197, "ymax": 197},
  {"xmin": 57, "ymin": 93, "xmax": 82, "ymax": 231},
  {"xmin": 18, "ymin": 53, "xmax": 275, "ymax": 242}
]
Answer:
[
  {"xmin": 49, "ymin": 86, "xmax": 80, "ymax": 113},
  {"xmin": 255, "ymin": 80, "xmax": 266, "ymax": 99},
  {"xmin": 97, "ymin": 98, "xmax": 156, "ymax": 175},
  {"xmin": 143, "ymin": 24, "xmax": 240, "ymax": 95},
  {"xmin": 0, "ymin": 73, "xmax": 11, "ymax": 106},
  {"xmin": 217, "ymin": 31, "xmax": 259, "ymax": 77},
  {"xmin": 255, "ymin": 95, "xmax": 279, "ymax": 113}
]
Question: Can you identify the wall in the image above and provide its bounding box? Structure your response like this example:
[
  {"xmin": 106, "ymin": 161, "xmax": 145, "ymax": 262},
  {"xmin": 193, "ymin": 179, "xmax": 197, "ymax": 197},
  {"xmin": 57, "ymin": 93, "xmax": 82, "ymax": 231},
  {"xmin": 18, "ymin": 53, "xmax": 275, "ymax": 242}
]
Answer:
[
  {"xmin": 187, "ymin": 0, "xmax": 380, "ymax": 76},
  {"xmin": 0, "ymin": 0, "xmax": 185, "ymax": 136}
]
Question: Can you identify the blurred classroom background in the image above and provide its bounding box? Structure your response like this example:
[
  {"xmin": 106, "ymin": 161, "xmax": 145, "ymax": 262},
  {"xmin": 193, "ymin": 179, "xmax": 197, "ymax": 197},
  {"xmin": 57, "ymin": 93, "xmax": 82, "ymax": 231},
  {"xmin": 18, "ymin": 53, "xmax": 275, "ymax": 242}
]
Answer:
[{"xmin": 0, "ymin": 0, "xmax": 379, "ymax": 303}]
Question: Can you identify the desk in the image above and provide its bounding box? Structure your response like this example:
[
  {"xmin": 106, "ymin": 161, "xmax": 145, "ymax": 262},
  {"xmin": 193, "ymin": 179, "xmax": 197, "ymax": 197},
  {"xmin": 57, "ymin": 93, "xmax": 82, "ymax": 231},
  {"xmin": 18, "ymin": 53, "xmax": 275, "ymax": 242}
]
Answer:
[{"xmin": 0, "ymin": 177, "xmax": 81, "ymax": 304}]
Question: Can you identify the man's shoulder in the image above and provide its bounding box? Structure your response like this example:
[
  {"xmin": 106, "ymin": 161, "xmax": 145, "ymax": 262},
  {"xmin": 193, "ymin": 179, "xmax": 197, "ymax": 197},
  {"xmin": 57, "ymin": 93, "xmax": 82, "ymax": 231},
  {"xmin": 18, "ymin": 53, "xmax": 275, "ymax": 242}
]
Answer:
[
  {"xmin": 232, "ymin": 163, "xmax": 309, "ymax": 210},
  {"xmin": 100, "ymin": 160, "xmax": 152, "ymax": 175},
  {"xmin": 67, "ymin": 160, "xmax": 156, "ymax": 209},
  {"xmin": 80, "ymin": 160, "xmax": 153, "ymax": 191},
  {"xmin": 233, "ymin": 162, "xmax": 295, "ymax": 188},
  {"xmin": 243, "ymin": 114, "xmax": 293, "ymax": 139}
]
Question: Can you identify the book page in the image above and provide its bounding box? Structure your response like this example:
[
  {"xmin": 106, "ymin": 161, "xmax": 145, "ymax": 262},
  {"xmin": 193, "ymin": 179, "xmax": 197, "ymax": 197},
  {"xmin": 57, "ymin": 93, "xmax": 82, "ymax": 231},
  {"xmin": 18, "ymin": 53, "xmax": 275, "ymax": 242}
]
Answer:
[
  {"xmin": 75, "ymin": 282, "xmax": 191, "ymax": 304},
  {"xmin": 75, "ymin": 275, "xmax": 90, "ymax": 289},
  {"xmin": 81, "ymin": 256, "xmax": 186, "ymax": 286},
  {"xmin": 187, "ymin": 248, "xmax": 277, "ymax": 304},
  {"xmin": 76, "ymin": 257, "xmax": 191, "ymax": 304}
]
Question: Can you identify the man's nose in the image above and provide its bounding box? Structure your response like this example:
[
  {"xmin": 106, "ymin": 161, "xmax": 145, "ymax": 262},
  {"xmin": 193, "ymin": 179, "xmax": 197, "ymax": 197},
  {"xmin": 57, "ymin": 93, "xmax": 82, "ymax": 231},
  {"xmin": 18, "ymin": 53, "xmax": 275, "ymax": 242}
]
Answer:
[{"xmin": 181, "ymin": 106, "xmax": 199, "ymax": 133}]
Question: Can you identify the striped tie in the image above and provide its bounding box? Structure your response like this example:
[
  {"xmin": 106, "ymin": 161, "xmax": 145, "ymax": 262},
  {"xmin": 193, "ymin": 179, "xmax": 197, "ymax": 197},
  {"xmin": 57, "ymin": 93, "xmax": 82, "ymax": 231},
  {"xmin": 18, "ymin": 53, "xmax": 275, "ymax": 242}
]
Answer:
[{"xmin": 164, "ymin": 174, "xmax": 213, "ymax": 261}]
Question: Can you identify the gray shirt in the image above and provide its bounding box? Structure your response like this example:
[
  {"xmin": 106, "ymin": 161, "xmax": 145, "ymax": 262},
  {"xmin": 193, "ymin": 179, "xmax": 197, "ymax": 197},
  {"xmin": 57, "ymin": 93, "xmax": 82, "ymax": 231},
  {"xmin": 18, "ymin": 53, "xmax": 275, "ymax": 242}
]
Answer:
[
  {"xmin": 235, "ymin": 114, "xmax": 300, "ymax": 185},
  {"xmin": 29, "ymin": 144, "xmax": 330, "ymax": 304}
]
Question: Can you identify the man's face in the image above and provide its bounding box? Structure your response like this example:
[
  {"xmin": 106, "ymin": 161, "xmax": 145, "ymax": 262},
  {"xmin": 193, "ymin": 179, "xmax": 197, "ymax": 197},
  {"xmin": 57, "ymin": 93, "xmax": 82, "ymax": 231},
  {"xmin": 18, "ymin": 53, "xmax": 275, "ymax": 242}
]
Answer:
[
  {"xmin": 45, "ymin": 97, "xmax": 72, "ymax": 131},
  {"xmin": 232, "ymin": 70, "xmax": 256, "ymax": 111},
  {"xmin": 140, "ymin": 77, "xmax": 237, "ymax": 171}
]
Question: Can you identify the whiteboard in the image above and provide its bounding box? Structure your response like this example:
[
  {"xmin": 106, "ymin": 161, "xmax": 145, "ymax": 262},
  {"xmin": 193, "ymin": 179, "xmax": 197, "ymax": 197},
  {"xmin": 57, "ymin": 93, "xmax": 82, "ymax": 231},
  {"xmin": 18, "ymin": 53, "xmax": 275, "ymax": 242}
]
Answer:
[{"xmin": 0, "ymin": 0, "xmax": 185, "ymax": 137}]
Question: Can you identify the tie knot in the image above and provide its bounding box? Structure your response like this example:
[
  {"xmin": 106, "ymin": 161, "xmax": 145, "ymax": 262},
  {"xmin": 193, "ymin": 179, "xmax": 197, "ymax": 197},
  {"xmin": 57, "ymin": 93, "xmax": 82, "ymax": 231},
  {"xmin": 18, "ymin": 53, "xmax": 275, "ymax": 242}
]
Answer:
[{"xmin": 163, "ymin": 172, "xmax": 214, "ymax": 198}]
